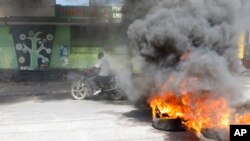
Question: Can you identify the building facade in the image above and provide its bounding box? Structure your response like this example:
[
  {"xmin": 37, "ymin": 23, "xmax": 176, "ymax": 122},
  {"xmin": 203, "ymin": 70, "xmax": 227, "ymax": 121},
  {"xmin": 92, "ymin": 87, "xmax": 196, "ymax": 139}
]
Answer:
[{"xmin": 0, "ymin": 0, "xmax": 124, "ymax": 80}]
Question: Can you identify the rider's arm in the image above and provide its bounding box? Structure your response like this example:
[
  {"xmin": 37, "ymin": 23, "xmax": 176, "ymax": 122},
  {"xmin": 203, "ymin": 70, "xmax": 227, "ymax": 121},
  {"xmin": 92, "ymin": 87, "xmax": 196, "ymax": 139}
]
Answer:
[
  {"xmin": 94, "ymin": 59, "xmax": 102, "ymax": 69},
  {"xmin": 86, "ymin": 59, "xmax": 101, "ymax": 72}
]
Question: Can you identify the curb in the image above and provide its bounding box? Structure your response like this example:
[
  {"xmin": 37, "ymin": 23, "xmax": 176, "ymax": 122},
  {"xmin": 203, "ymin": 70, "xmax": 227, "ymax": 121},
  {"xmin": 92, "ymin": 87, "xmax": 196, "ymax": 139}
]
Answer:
[
  {"xmin": 0, "ymin": 81, "xmax": 72, "ymax": 97},
  {"xmin": 0, "ymin": 90, "xmax": 70, "ymax": 97}
]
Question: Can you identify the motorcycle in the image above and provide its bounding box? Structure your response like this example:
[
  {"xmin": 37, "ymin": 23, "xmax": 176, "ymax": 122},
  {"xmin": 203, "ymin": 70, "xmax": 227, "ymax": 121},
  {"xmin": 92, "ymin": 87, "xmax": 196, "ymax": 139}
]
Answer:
[{"xmin": 70, "ymin": 69, "xmax": 125, "ymax": 100}]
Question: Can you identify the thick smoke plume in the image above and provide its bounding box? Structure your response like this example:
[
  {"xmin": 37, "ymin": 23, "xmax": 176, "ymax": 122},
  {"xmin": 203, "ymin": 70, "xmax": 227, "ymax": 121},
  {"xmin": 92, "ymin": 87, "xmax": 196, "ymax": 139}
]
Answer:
[{"xmin": 119, "ymin": 0, "xmax": 250, "ymax": 106}]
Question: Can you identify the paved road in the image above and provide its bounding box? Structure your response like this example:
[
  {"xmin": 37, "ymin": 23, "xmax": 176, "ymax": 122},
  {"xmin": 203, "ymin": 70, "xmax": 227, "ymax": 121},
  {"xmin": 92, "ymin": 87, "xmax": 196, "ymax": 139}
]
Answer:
[
  {"xmin": 0, "ymin": 74, "xmax": 249, "ymax": 141},
  {"xmin": 0, "ymin": 95, "xmax": 198, "ymax": 141}
]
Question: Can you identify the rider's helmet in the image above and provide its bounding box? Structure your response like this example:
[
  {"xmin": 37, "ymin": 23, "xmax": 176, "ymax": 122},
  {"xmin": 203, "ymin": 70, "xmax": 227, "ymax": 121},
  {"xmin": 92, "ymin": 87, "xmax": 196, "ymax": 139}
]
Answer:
[{"xmin": 98, "ymin": 52, "xmax": 104, "ymax": 59}]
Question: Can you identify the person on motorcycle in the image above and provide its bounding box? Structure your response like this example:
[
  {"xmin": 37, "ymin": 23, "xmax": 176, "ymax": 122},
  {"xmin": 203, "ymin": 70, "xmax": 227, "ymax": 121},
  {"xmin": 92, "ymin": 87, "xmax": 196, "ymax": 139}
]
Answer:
[{"xmin": 88, "ymin": 52, "xmax": 111, "ymax": 95}]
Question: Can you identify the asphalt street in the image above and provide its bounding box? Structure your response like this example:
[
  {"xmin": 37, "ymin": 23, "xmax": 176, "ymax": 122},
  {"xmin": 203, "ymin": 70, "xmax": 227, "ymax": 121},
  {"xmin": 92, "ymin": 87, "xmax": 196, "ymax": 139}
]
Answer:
[
  {"xmin": 0, "ymin": 73, "xmax": 249, "ymax": 141},
  {"xmin": 0, "ymin": 95, "xmax": 198, "ymax": 141}
]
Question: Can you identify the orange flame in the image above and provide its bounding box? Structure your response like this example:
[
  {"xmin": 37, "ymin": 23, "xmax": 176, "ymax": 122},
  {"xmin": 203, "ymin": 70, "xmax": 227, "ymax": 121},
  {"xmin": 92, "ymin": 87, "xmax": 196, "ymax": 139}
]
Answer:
[
  {"xmin": 149, "ymin": 91, "xmax": 230, "ymax": 132},
  {"xmin": 148, "ymin": 76, "xmax": 250, "ymax": 133},
  {"xmin": 235, "ymin": 113, "xmax": 250, "ymax": 124}
]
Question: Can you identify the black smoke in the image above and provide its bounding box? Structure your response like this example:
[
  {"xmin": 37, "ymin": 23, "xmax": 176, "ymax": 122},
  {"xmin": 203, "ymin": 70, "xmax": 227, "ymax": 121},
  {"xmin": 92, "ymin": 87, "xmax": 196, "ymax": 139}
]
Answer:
[{"xmin": 121, "ymin": 0, "xmax": 248, "ymax": 105}]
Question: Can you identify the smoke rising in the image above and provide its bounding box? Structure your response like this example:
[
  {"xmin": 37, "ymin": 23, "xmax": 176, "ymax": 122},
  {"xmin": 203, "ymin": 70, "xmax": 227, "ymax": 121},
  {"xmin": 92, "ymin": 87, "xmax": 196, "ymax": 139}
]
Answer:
[{"xmin": 119, "ymin": 0, "xmax": 250, "ymax": 106}]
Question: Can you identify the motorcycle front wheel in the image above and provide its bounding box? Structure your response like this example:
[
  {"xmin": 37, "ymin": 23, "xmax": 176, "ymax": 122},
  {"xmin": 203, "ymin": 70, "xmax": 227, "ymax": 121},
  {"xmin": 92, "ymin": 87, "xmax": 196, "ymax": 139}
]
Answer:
[{"xmin": 71, "ymin": 80, "xmax": 92, "ymax": 100}]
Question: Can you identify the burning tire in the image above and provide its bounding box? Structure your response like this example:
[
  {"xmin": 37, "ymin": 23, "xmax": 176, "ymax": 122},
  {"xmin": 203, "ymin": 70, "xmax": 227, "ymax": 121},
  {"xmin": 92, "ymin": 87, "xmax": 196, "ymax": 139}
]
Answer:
[
  {"xmin": 150, "ymin": 106, "xmax": 185, "ymax": 131},
  {"xmin": 71, "ymin": 80, "xmax": 92, "ymax": 100},
  {"xmin": 152, "ymin": 117, "xmax": 185, "ymax": 131},
  {"xmin": 201, "ymin": 128, "xmax": 229, "ymax": 141}
]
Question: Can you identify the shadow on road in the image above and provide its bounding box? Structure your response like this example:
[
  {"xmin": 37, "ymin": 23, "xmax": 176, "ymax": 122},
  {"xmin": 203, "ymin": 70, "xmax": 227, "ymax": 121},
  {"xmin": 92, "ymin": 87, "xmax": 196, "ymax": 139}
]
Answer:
[
  {"xmin": 122, "ymin": 108, "xmax": 152, "ymax": 125},
  {"xmin": 164, "ymin": 131, "xmax": 199, "ymax": 141},
  {"xmin": 87, "ymin": 94, "xmax": 130, "ymax": 105},
  {"xmin": 122, "ymin": 108, "xmax": 199, "ymax": 141}
]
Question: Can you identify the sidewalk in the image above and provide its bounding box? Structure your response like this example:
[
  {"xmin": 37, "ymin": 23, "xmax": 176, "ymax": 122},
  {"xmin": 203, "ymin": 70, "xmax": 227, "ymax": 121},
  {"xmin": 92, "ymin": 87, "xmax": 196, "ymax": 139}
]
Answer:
[{"xmin": 0, "ymin": 81, "xmax": 72, "ymax": 96}]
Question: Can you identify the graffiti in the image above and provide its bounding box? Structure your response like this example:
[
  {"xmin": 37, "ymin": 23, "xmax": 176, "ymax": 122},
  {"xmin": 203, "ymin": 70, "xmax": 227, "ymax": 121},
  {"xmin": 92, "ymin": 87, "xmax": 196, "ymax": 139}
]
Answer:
[
  {"xmin": 15, "ymin": 31, "xmax": 53, "ymax": 70},
  {"xmin": 11, "ymin": 25, "xmax": 55, "ymax": 71},
  {"xmin": 60, "ymin": 45, "xmax": 68, "ymax": 66}
]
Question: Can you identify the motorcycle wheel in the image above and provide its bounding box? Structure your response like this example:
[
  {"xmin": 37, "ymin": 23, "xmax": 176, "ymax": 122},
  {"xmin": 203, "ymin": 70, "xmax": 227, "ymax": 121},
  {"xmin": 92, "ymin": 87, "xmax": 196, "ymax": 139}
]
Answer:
[
  {"xmin": 109, "ymin": 89, "xmax": 124, "ymax": 100},
  {"xmin": 71, "ymin": 80, "xmax": 92, "ymax": 100}
]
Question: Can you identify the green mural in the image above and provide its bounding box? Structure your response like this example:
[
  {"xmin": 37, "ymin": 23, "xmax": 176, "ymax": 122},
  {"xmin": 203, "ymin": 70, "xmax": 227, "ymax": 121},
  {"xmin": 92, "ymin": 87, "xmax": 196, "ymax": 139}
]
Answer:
[
  {"xmin": 0, "ymin": 25, "xmax": 125, "ymax": 70},
  {"xmin": 11, "ymin": 25, "xmax": 55, "ymax": 71},
  {"xmin": 16, "ymin": 32, "xmax": 53, "ymax": 70}
]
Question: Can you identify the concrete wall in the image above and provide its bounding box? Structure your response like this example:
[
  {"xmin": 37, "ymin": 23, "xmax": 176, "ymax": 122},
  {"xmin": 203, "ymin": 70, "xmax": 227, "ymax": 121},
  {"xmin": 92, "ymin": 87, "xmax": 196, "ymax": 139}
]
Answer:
[
  {"xmin": 49, "ymin": 26, "xmax": 103, "ymax": 69},
  {"xmin": 0, "ymin": 25, "xmax": 125, "ymax": 70},
  {"xmin": 49, "ymin": 26, "xmax": 70, "ymax": 69},
  {"xmin": 0, "ymin": 26, "xmax": 18, "ymax": 69},
  {"xmin": 0, "ymin": 0, "xmax": 55, "ymax": 17}
]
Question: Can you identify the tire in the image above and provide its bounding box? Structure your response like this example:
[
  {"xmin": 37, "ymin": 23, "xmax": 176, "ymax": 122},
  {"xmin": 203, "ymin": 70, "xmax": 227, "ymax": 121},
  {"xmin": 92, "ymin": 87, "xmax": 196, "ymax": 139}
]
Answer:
[
  {"xmin": 71, "ymin": 80, "xmax": 92, "ymax": 100},
  {"xmin": 201, "ymin": 128, "xmax": 229, "ymax": 141},
  {"xmin": 152, "ymin": 118, "xmax": 185, "ymax": 131},
  {"xmin": 109, "ymin": 89, "xmax": 124, "ymax": 100}
]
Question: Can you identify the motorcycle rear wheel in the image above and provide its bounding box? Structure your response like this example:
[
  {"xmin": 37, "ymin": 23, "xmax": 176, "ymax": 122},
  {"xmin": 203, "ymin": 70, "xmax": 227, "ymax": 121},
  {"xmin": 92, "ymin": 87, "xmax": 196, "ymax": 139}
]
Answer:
[
  {"xmin": 109, "ymin": 89, "xmax": 124, "ymax": 100},
  {"xmin": 71, "ymin": 80, "xmax": 92, "ymax": 100}
]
